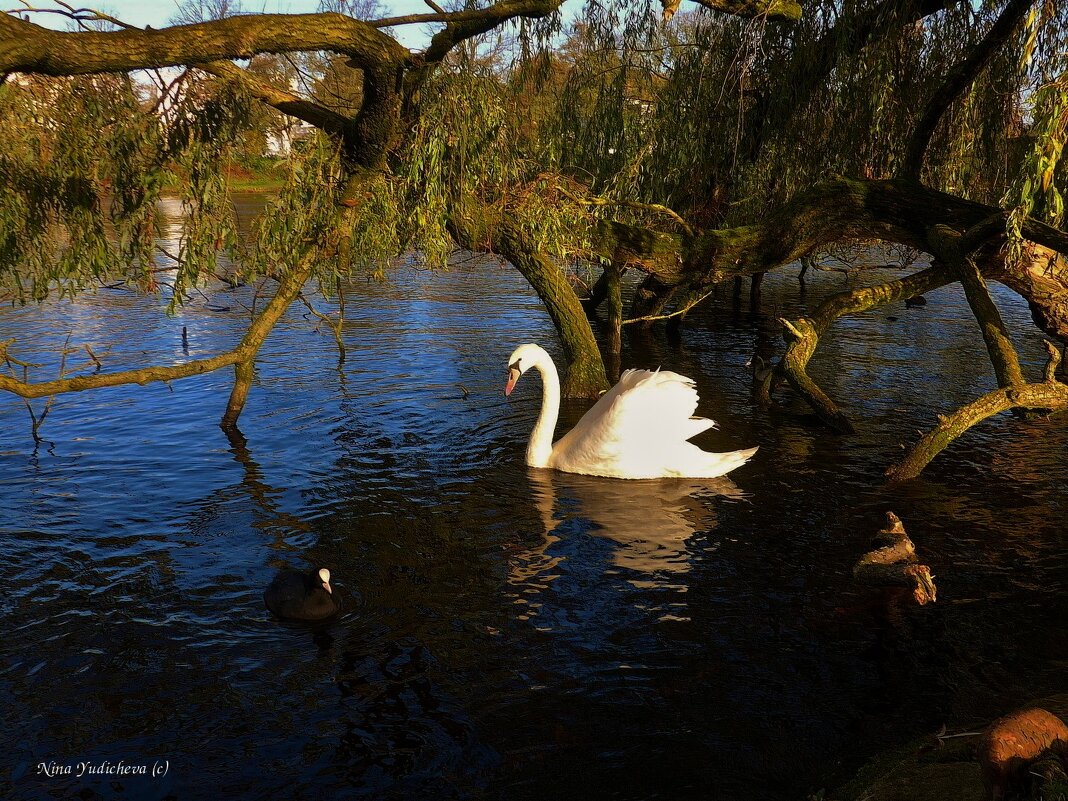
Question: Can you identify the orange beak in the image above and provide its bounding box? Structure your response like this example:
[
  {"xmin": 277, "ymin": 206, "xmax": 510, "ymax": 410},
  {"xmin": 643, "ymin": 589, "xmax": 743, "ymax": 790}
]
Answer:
[{"xmin": 505, "ymin": 368, "xmax": 520, "ymax": 396}]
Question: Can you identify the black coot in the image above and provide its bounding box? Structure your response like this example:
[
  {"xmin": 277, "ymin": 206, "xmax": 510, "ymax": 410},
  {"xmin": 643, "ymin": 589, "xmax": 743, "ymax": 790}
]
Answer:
[{"xmin": 264, "ymin": 567, "xmax": 339, "ymax": 621}]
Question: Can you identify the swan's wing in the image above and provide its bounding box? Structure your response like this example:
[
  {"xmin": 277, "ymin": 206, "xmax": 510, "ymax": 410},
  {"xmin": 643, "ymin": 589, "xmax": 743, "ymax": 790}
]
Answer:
[
  {"xmin": 604, "ymin": 369, "xmax": 715, "ymax": 443},
  {"xmin": 551, "ymin": 369, "xmax": 715, "ymax": 473}
]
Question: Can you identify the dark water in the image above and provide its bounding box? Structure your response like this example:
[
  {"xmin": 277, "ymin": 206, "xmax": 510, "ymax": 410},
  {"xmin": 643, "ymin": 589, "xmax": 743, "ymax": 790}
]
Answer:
[{"xmin": 1, "ymin": 197, "xmax": 1067, "ymax": 801}]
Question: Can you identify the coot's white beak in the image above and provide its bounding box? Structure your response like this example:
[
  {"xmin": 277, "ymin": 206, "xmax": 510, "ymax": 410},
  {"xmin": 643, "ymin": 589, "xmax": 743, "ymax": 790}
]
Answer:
[
  {"xmin": 318, "ymin": 568, "xmax": 332, "ymax": 594},
  {"xmin": 505, "ymin": 366, "xmax": 521, "ymax": 396}
]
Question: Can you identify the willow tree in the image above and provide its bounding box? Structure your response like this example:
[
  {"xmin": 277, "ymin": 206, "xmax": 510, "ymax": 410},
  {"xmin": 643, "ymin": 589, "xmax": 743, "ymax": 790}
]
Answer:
[
  {"xmin": 500, "ymin": 0, "xmax": 1068, "ymax": 477},
  {"xmin": 0, "ymin": 0, "xmax": 794, "ymax": 416},
  {"xmin": 0, "ymin": 2, "xmax": 526, "ymax": 419},
  {"xmin": 1, "ymin": 0, "xmax": 1067, "ymax": 478}
]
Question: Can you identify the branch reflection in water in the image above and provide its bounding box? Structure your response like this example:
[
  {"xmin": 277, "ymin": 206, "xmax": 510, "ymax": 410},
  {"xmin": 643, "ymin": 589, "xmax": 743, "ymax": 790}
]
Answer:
[{"xmin": 509, "ymin": 469, "xmax": 747, "ymax": 625}]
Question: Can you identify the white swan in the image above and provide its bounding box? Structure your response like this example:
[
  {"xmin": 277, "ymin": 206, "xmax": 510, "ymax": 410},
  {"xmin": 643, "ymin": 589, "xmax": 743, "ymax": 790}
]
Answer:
[{"xmin": 505, "ymin": 344, "xmax": 758, "ymax": 479}]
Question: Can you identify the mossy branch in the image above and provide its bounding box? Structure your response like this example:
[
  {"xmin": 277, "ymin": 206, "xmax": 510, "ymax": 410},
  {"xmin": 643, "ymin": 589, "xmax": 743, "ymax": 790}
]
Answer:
[
  {"xmin": 199, "ymin": 61, "xmax": 350, "ymax": 136},
  {"xmin": 591, "ymin": 179, "xmax": 1068, "ymax": 292},
  {"xmin": 559, "ymin": 187, "xmax": 695, "ymax": 237},
  {"xmin": 928, "ymin": 224, "xmax": 1026, "ymax": 389},
  {"xmin": 661, "ymin": 0, "xmax": 800, "ymax": 22},
  {"xmin": 0, "ymin": 256, "xmax": 314, "ymax": 418},
  {"xmin": 886, "ymin": 349, "xmax": 1068, "ymax": 481}
]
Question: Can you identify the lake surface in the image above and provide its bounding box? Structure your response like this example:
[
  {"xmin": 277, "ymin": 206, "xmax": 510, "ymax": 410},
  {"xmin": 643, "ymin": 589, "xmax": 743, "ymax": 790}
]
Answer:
[{"xmin": 1, "ymin": 196, "xmax": 1066, "ymax": 800}]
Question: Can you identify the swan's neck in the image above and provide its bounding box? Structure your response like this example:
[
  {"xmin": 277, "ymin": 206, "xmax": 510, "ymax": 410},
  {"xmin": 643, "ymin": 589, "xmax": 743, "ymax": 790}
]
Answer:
[{"xmin": 526, "ymin": 355, "xmax": 560, "ymax": 468}]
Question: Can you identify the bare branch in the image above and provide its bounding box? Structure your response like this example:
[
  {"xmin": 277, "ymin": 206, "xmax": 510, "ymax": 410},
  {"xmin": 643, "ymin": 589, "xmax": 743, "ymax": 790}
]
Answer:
[
  {"xmin": 8, "ymin": 0, "xmax": 139, "ymax": 31},
  {"xmin": 622, "ymin": 287, "xmax": 714, "ymax": 325}
]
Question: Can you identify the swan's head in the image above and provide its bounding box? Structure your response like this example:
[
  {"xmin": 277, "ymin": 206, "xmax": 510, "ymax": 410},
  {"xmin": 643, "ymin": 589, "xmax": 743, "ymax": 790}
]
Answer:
[
  {"xmin": 318, "ymin": 567, "xmax": 332, "ymax": 594},
  {"xmin": 505, "ymin": 344, "xmax": 545, "ymax": 396}
]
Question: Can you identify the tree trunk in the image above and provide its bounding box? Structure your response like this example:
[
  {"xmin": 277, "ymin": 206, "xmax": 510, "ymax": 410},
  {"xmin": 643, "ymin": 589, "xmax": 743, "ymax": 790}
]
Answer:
[
  {"xmin": 496, "ymin": 223, "xmax": 609, "ymax": 398},
  {"xmin": 222, "ymin": 359, "xmax": 255, "ymax": 430}
]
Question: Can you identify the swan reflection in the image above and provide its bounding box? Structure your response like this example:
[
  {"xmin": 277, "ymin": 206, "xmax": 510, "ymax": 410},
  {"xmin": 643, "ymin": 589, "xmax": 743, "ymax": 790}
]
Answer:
[{"xmin": 509, "ymin": 470, "xmax": 745, "ymax": 624}]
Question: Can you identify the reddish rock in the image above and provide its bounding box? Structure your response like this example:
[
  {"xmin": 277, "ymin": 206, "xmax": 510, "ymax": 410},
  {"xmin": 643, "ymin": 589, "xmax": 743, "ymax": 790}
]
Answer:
[{"xmin": 976, "ymin": 708, "xmax": 1068, "ymax": 800}]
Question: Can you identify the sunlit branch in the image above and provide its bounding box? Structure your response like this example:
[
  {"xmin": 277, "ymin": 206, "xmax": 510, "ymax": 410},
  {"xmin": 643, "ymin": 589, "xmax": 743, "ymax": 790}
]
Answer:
[
  {"xmin": 887, "ymin": 340, "xmax": 1068, "ymax": 481},
  {"xmin": 622, "ymin": 287, "xmax": 714, "ymax": 325},
  {"xmin": 0, "ymin": 11, "xmax": 409, "ymax": 76}
]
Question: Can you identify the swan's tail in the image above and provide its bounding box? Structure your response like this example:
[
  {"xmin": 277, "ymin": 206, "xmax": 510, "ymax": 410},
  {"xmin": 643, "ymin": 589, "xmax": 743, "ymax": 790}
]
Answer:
[{"xmin": 678, "ymin": 445, "xmax": 758, "ymax": 478}]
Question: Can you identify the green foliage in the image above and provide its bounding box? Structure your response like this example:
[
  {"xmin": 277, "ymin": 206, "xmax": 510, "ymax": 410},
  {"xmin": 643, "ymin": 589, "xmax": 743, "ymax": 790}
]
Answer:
[
  {"xmin": 246, "ymin": 132, "xmax": 398, "ymax": 282},
  {"xmin": 0, "ymin": 59, "xmax": 595, "ymax": 305},
  {"xmin": 1005, "ymin": 70, "xmax": 1067, "ymax": 264},
  {"xmin": 0, "ymin": 72, "xmax": 259, "ymax": 306},
  {"xmin": 3, "ymin": 0, "xmax": 1067, "ymax": 309},
  {"xmin": 0, "ymin": 74, "xmax": 152, "ymax": 301},
  {"xmin": 535, "ymin": 0, "xmax": 1066, "ymax": 230},
  {"xmin": 398, "ymin": 69, "xmax": 595, "ymax": 266},
  {"xmin": 1004, "ymin": 1, "xmax": 1068, "ymax": 265}
]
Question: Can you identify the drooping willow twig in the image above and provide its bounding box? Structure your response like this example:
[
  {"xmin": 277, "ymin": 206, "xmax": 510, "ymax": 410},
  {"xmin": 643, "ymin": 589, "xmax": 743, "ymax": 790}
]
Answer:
[{"xmin": 297, "ymin": 284, "xmax": 346, "ymax": 363}]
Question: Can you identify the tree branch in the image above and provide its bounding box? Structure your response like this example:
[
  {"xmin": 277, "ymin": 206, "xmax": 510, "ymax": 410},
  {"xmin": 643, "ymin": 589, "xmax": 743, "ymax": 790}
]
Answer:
[
  {"xmin": 0, "ymin": 256, "xmax": 314, "ymax": 402},
  {"xmin": 927, "ymin": 223, "xmax": 1026, "ymax": 388},
  {"xmin": 590, "ymin": 178, "xmax": 1068, "ymax": 291},
  {"xmin": 886, "ymin": 368, "xmax": 1068, "ymax": 481},
  {"xmin": 199, "ymin": 60, "xmax": 350, "ymax": 135},
  {"xmin": 772, "ymin": 265, "xmax": 956, "ymax": 433},
  {"xmin": 421, "ymin": 0, "xmax": 563, "ymax": 65},
  {"xmin": 558, "ymin": 187, "xmax": 695, "ymax": 236},
  {"xmin": 0, "ymin": 11, "xmax": 408, "ymax": 76},
  {"xmin": 689, "ymin": 0, "xmax": 802, "ymax": 21},
  {"xmin": 901, "ymin": 0, "xmax": 1036, "ymax": 180}
]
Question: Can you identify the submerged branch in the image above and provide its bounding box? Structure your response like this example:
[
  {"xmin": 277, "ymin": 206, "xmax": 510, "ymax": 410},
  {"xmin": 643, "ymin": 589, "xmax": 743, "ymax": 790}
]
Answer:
[
  {"xmin": 928, "ymin": 224, "xmax": 1026, "ymax": 389},
  {"xmin": 853, "ymin": 512, "xmax": 937, "ymax": 605},
  {"xmin": 299, "ymin": 289, "xmax": 346, "ymax": 364},
  {"xmin": 772, "ymin": 265, "xmax": 956, "ymax": 433},
  {"xmin": 0, "ymin": 255, "xmax": 315, "ymax": 417},
  {"xmin": 886, "ymin": 377, "xmax": 1068, "ymax": 481}
]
